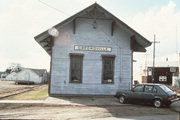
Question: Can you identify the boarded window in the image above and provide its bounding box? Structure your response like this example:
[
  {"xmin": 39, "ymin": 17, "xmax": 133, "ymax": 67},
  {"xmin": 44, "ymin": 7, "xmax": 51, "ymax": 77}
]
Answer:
[
  {"xmin": 102, "ymin": 55, "xmax": 115, "ymax": 84},
  {"xmin": 70, "ymin": 54, "xmax": 83, "ymax": 83}
]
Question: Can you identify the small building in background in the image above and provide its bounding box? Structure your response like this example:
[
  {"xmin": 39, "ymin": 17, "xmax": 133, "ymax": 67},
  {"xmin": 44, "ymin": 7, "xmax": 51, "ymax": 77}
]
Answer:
[
  {"xmin": 4, "ymin": 68, "xmax": 48, "ymax": 84},
  {"xmin": 5, "ymin": 72, "xmax": 17, "ymax": 80},
  {"xmin": 15, "ymin": 68, "xmax": 48, "ymax": 84},
  {"xmin": 141, "ymin": 76, "xmax": 147, "ymax": 83},
  {"xmin": 147, "ymin": 67, "xmax": 179, "ymax": 85}
]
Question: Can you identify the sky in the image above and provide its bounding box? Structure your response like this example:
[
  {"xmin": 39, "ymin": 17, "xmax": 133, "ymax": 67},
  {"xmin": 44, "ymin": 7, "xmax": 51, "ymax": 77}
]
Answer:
[{"xmin": 0, "ymin": 0, "xmax": 180, "ymax": 72}]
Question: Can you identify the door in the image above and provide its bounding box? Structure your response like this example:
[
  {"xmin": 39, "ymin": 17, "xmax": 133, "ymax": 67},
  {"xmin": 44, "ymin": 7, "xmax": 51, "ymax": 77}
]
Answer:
[
  {"xmin": 141, "ymin": 85, "xmax": 155, "ymax": 103},
  {"xmin": 130, "ymin": 85, "xmax": 144, "ymax": 103}
]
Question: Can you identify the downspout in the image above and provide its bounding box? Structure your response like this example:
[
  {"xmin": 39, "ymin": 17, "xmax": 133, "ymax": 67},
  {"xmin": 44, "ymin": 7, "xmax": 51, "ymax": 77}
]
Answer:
[
  {"xmin": 49, "ymin": 53, "xmax": 52, "ymax": 96},
  {"xmin": 131, "ymin": 51, "xmax": 134, "ymax": 89},
  {"xmin": 49, "ymin": 36, "xmax": 54, "ymax": 96},
  {"xmin": 130, "ymin": 36, "xmax": 134, "ymax": 89}
]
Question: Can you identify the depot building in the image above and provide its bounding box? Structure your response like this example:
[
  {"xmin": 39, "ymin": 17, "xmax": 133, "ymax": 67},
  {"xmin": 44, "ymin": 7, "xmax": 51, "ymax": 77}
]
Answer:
[{"xmin": 34, "ymin": 3, "xmax": 151, "ymax": 96}]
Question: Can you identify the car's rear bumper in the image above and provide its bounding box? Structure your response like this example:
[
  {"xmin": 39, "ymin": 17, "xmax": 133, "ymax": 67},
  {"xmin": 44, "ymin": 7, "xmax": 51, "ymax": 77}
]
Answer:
[
  {"xmin": 164, "ymin": 98, "xmax": 179, "ymax": 104},
  {"xmin": 170, "ymin": 98, "xmax": 179, "ymax": 102}
]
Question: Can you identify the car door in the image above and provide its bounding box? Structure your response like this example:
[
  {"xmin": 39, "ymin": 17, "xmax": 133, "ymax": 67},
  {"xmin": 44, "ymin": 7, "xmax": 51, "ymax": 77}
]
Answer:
[
  {"xmin": 141, "ymin": 85, "xmax": 155, "ymax": 103},
  {"xmin": 130, "ymin": 85, "xmax": 144, "ymax": 103}
]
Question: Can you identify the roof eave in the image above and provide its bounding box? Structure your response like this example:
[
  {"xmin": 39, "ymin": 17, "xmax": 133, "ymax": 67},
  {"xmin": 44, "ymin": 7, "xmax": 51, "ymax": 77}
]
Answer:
[{"xmin": 34, "ymin": 3, "xmax": 152, "ymax": 54}]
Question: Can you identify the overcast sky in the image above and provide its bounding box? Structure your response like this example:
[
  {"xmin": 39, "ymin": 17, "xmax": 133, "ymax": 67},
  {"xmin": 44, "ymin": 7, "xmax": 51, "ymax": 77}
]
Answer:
[{"xmin": 0, "ymin": 0, "xmax": 180, "ymax": 72}]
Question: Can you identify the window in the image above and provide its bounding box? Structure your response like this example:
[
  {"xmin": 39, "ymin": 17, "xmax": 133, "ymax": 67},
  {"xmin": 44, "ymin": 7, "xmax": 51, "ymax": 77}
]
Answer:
[
  {"xmin": 148, "ymin": 68, "xmax": 152, "ymax": 76},
  {"xmin": 70, "ymin": 54, "xmax": 83, "ymax": 83},
  {"xmin": 134, "ymin": 85, "xmax": 144, "ymax": 92},
  {"xmin": 159, "ymin": 85, "xmax": 173, "ymax": 93},
  {"xmin": 153, "ymin": 87, "xmax": 158, "ymax": 93},
  {"xmin": 102, "ymin": 55, "xmax": 115, "ymax": 84},
  {"xmin": 170, "ymin": 67, "xmax": 176, "ymax": 72},
  {"xmin": 159, "ymin": 76, "xmax": 167, "ymax": 82},
  {"xmin": 144, "ymin": 85, "xmax": 153, "ymax": 93}
]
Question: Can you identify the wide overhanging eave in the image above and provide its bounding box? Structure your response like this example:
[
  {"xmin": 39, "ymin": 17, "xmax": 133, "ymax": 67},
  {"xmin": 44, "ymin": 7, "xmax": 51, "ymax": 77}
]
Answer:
[{"xmin": 34, "ymin": 35, "xmax": 52, "ymax": 56}]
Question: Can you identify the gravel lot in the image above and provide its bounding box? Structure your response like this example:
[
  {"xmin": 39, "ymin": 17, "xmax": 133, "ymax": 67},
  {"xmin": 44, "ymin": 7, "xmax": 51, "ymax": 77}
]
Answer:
[
  {"xmin": 0, "ymin": 80, "xmax": 179, "ymax": 120},
  {"xmin": 0, "ymin": 103, "xmax": 179, "ymax": 119},
  {"xmin": 0, "ymin": 80, "xmax": 28, "ymax": 93},
  {"xmin": 0, "ymin": 80, "xmax": 42, "ymax": 99}
]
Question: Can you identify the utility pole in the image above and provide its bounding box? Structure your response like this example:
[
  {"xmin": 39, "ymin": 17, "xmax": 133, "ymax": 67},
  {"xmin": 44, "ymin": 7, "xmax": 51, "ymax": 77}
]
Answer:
[
  {"xmin": 144, "ymin": 54, "xmax": 148, "ymax": 76},
  {"xmin": 176, "ymin": 27, "xmax": 179, "ymax": 69},
  {"xmin": 152, "ymin": 35, "xmax": 160, "ymax": 83}
]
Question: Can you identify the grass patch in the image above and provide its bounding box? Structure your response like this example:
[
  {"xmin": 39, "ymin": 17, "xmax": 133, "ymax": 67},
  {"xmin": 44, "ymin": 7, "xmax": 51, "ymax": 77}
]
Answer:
[{"xmin": 7, "ymin": 85, "xmax": 48, "ymax": 100}]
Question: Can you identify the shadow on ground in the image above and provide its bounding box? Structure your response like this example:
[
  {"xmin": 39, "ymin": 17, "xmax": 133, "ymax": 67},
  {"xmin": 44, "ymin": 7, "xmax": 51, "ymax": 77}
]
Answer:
[{"xmin": 44, "ymin": 96, "xmax": 179, "ymax": 119}]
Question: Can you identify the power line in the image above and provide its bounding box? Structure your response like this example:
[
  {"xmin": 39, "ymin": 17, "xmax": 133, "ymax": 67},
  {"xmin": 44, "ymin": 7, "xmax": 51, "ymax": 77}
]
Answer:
[
  {"xmin": 38, "ymin": 0, "xmax": 120, "ymax": 47},
  {"xmin": 38, "ymin": 0, "xmax": 95, "ymax": 31},
  {"xmin": 38, "ymin": 0, "xmax": 70, "ymax": 16}
]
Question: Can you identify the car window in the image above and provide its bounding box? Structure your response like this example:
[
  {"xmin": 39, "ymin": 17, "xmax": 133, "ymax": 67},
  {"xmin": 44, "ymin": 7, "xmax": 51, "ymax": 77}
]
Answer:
[
  {"xmin": 159, "ymin": 85, "xmax": 173, "ymax": 93},
  {"xmin": 153, "ymin": 87, "xmax": 158, "ymax": 93},
  {"xmin": 134, "ymin": 85, "xmax": 144, "ymax": 92},
  {"xmin": 144, "ymin": 85, "xmax": 153, "ymax": 93}
]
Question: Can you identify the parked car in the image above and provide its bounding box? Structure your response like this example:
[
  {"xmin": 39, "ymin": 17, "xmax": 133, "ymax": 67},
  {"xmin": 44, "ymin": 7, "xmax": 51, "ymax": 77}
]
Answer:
[{"xmin": 115, "ymin": 83, "xmax": 179, "ymax": 108}]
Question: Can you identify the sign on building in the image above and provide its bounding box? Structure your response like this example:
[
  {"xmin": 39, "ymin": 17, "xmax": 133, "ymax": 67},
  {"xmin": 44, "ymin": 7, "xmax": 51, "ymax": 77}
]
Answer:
[{"xmin": 74, "ymin": 45, "xmax": 112, "ymax": 52}]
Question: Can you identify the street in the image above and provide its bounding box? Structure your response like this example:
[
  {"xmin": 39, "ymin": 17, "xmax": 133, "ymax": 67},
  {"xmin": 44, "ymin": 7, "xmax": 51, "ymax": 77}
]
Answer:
[{"xmin": 0, "ymin": 102, "xmax": 179, "ymax": 120}]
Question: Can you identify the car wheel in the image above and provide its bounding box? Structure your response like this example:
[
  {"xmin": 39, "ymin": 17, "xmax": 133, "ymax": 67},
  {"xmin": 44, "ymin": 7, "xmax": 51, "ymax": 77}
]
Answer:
[
  {"xmin": 154, "ymin": 99, "xmax": 162, "ymax": 108},
  {"xmin": 119, "ymin": 96, "xmax": 126, "ymax": 104}
]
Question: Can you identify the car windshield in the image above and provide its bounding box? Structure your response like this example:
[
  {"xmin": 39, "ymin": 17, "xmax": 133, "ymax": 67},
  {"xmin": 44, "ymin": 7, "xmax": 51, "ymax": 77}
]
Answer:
[{"xmin": 159, "ymin": 85, "xmax": 173, "ymax": 93}]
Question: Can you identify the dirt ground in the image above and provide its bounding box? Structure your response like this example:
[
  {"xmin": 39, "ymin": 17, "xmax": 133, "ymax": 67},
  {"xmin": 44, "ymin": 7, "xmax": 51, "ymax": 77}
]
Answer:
[
  {"xmin": 6, "ymin": 85, "xmax": 48, "ymax": 100},
  {"xmin": 0, "ymin": 103, "xmax": 178, "ymax": 119},
  {"xmin": 0, "ymin": 80, "xmax": 179, "ymax": 119},
  {"xmin": 0, "ymin": 80, "xmax": 42, "ymax": 99},
  {"xmin": 0, "ymin": 80, "xmax": 30, "ymax": 93}
]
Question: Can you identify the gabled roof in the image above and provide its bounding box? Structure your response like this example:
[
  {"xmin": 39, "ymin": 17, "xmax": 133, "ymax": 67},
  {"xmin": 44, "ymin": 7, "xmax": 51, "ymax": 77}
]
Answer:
[
  {"xmin": 6, "ymin": 72, "xmax": 17, "ymax": 76},
  {"xmin": 34, "ymin": 3, "xmax": 151, "ymax": 55},
  {"xmin": 29, "ymin": 68, "xmax": 47, "ymax": 77},
  {"xmin": 18, "ymin": 68, "xmax": 47, "ymax": 77}
]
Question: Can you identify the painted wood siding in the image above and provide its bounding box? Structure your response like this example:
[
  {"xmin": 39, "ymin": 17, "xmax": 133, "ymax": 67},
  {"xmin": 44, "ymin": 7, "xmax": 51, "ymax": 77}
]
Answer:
[
  {"xmin": 16, "ymin": 70, "xmax": 42, "ymax": 84},
  {"xmin": 5, "ymin": 72, "xmax": 17, "ymax": 81},
  {"xmin": 50, "ymin": 18, "xmax": 132, "ymax": 95}
]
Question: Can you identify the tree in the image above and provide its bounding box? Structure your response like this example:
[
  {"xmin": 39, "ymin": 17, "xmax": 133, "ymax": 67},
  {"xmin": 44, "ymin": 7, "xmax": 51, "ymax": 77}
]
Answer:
[
  {"xmin": 5, "ymin": 68, "xmax": 11, "ymax": 74},
  {"xmin": 7, "ymin": 63, "xmax": 23, "ymax": 73}
]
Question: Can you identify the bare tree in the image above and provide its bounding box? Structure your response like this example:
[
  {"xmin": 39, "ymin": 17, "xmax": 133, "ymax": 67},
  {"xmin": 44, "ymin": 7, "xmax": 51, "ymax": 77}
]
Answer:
[{"xmin": 7, "ymin": 63, "xmax": 23, "ymax": 73}]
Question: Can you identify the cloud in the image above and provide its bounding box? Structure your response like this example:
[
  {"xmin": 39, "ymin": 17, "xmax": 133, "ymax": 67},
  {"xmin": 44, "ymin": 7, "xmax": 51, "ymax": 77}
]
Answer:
[
  {"xmin": 132, "ymin": 1, "xmax": 180, "ymax": 70},
  {"xmin": 0, "ymin": 0, "xmax": 179, "ymax": 72},
  {"xmin": 0, "ymin": 0, "xmax": 99, "ymax": 71},
  {"xmin": 0, "ymin": 0, "xmax": 62, "ymax": 71},
  {"xmin": 77, "ymin": 0, "xmax": 101, "ymax": 4}
]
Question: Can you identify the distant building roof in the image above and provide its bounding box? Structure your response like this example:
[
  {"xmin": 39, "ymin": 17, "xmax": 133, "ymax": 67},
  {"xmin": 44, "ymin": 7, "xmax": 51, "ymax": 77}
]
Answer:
[
  {"xmin": 30, "ymin": 69, "xmax": 47, "ymax": 76},
  {"xmin": 23, "ymin": 68, "xmax": 47, "ymax": 77}
]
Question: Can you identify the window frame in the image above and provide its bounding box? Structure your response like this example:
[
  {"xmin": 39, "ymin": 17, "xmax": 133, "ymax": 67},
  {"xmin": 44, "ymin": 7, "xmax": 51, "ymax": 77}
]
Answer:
[
  {"xmin": 69, "ymin": 53, "xmax": 84, "ymax": 84},
  {"xmin": 133, "ymin": 85, "xmax": 144, "ymax": 92},
  {"xmin": 101, "ymin": 55, "xmax": 115, "ymax": 84},
  {"xmin": 152, "ymin": 87, "xmax": 158, "ymax": 93},
  {"xmin": 144, "ymin": 85, "xmax": 154, "ymax": 93}
]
